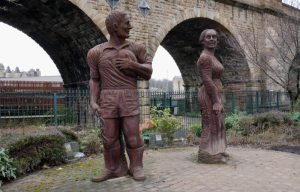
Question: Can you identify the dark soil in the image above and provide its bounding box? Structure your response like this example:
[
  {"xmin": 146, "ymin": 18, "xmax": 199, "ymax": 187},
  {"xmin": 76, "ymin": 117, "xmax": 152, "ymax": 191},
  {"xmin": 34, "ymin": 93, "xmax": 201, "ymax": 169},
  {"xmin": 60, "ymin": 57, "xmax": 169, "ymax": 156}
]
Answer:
[{"xmin": 270, "ymin": 145, "xmax": 300, "ymax": 155}]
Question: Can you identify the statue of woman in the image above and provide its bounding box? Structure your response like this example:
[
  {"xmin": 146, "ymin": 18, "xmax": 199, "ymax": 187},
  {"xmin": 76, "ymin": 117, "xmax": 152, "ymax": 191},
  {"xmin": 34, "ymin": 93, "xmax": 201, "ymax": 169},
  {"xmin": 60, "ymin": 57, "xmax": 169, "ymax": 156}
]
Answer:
[{"xmin": 197, "ymin": 29, "xmax": 228, "ymax": 163}]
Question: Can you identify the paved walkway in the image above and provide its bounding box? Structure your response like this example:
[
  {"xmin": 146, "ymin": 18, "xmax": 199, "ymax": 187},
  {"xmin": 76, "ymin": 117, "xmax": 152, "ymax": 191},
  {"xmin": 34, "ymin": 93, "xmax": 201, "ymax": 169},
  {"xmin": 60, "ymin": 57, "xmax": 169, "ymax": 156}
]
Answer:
[{"xmin": 2, "ymin": 146, "xmax": 300, "ymax": 192}]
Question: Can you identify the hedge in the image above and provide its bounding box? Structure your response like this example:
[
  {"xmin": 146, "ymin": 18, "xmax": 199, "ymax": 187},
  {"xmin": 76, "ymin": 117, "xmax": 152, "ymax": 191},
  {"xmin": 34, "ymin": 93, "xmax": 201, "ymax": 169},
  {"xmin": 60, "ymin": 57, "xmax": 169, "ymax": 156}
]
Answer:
[{"xmin": 8, "ymin": 134, "xmax": 67, "ymax": 175}]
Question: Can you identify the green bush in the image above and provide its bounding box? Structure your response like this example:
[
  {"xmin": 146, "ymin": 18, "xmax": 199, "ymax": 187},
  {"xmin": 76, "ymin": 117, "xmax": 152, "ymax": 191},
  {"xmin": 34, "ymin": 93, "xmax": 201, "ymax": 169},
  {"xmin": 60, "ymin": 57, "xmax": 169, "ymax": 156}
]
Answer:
[
  {"xmin": 190, "ymin": 123, "xmax": 202, "ymax": 137},
  {"xmin": 79, "ymin": 128, "xmax": 102, "ymax": 156},
  {"xmin": 8, "ymin": 134, "xmax": 67, "ymax": 175},
  {"xmin": 239, "ymin": 111, "xmax": 291, "ymax": 136},
  {"xmin": 142, "ymin": 127, "xmax": 157, "ymax": 145},
  {"xmin": 150, "ymin": 107, "xmax": 181, "ymax": 144},
  {"xmin": 290, "ymin": 112, "xmax": 300, "ymax": 123},
  {"xmin": 239, "ymin": 116, "xmax": 255, "ymax": 136},
  {"xmin": 254, "ymin": 111, "xmax": 285, "ymax": 128},
  {"xmin": 60, "ymin": 128, "xmax": 79, "ymax": 142},
  {"xmin": 225, "ymin": 113, "xmax": 241, "ymax": 130},
  {"xmin": 0, "ymin": 133, "xmax": 26, "ymax": 148},
  {"xmin": 0, "ymin": 147, "xmax": 16, "ymax": 181}
]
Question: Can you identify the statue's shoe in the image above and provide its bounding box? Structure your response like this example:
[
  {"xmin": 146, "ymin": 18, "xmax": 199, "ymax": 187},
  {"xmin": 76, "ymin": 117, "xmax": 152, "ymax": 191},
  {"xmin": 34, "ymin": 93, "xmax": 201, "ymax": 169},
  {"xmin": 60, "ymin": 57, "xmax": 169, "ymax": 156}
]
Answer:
[
  {"xmin": 91, "ymin": 169, "xmax": 116, "ymax": 182},
  {"xmin": 129, "ymin": 167, "xmax": 146, "ymax": 181},
  {"xmin": 91, "ymin": 166, "xmax": 128, "ymax": 183}
]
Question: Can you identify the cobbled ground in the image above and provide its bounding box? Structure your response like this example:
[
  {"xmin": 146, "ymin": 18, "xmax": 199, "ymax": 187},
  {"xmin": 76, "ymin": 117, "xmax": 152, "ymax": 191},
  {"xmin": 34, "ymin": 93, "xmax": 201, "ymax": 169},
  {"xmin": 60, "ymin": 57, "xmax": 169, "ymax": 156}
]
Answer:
[{"xmin": 2, "ymin": 146, "xmax": 300, "ymax": 192}]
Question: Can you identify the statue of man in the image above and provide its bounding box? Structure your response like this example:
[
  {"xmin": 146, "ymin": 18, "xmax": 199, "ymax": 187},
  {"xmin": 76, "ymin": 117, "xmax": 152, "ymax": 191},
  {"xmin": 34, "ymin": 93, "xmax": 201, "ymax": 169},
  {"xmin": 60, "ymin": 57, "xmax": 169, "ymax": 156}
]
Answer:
[{"xmin": 87, "ymin": 10, "xmax": 152, "ymax": 182}]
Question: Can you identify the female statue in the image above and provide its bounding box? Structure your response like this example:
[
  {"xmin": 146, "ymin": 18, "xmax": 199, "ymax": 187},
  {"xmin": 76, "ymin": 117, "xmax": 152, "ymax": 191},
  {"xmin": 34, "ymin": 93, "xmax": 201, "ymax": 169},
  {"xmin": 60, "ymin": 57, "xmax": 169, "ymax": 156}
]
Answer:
[{"xmin": 197, "ymin": 29, "xmax": 228, "ymax": 163}]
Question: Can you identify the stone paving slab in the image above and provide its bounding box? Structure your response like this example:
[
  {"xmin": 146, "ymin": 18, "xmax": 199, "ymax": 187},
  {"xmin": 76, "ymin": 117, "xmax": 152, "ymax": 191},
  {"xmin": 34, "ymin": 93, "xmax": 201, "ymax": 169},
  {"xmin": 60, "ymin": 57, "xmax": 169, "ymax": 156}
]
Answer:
[{"xmin": 2, "ymin": 146, "xmax": 300, "ymax": 192}]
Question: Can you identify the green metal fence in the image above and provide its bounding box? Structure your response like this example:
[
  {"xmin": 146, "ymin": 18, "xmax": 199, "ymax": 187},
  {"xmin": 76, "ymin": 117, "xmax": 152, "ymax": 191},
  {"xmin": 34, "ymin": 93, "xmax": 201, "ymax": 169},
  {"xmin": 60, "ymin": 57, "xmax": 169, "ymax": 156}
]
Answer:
[
  {"xmin": 0, "ymin": 90, "xmax": 291, "ymax": 135},
  {"xmin": 0, "ymin": 90, "xmax": 92, "ymax": 128},
  {"xmin": 146, "ymin": 90, "xmax": 290, "ymax": 138},
  {"xmin": 149, "ymin": 90, "xmax": 290, "ymax": 114}
]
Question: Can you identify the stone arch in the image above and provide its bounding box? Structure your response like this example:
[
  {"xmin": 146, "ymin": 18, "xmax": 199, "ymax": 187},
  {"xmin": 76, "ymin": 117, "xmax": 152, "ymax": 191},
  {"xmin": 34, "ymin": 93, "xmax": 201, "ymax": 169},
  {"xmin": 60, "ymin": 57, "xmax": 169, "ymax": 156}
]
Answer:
[
  {"xmin": 0, "ymin": 0, "xmax": 107, "ymax": 87},
  {"xmin": 69, "ymin": 0, "xmax": 110, "ymax": 39},
  {"xmin": 150, "ymin": 7, "xmax": 236, "ymax": 52},
  {"xmin": 151, "ymin": 8, "xmax": 250, "ymax": 91}
]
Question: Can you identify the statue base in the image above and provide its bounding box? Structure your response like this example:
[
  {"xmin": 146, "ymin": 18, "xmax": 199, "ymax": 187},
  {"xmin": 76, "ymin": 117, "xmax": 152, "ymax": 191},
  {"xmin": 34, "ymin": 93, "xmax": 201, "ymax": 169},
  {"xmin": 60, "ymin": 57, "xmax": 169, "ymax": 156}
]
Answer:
[{"xmin": 197, "ymin": 149, "xmax": 229, "ymax": 164}]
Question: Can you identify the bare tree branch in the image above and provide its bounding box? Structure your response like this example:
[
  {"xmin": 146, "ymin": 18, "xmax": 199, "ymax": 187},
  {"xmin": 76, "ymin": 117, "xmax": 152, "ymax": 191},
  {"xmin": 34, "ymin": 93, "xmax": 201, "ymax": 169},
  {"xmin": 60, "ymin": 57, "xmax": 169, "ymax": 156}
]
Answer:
[{"xmin": 240, "ymin": 13, "xmax": 300, "ymax": 110}]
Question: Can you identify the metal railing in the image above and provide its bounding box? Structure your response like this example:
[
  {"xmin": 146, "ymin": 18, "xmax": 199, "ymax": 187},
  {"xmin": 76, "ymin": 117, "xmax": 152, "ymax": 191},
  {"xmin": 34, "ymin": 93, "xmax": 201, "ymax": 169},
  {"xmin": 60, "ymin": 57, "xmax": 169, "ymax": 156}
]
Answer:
[{"xmin": 0, "ymin": 90, "xmax": 291, "ymax": 133}]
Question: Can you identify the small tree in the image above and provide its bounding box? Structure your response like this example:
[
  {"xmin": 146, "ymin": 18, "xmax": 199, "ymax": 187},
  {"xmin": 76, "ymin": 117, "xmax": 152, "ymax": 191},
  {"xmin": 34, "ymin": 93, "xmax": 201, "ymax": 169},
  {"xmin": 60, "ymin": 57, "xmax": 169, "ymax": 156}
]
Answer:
[
  {"xmin": 240, "ymin": 13, "xmax": 300, "ymax": 111},
  {"xmin": 150, "ymin": 107, "xmax": 181, "ymax": 144}
]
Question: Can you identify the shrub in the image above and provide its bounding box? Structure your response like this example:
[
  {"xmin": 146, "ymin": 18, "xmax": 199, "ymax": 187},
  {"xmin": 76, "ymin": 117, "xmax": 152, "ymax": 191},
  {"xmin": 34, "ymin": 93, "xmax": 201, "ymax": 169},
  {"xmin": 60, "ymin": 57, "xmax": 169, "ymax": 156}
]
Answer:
[
  {"xmin": 150, "ymin": 107, "xmax": 181, "ymax": 145},
  {"xmin": 239, "ymin": 111, "xmax": 291, "ymax": 136},
  {"xmin": 239, "ymin": 115, "xmax": 255, "ymax": 136},
  {"xmin": 291, "ymin": 126, "xmax": 300, "ymax": 141},
  {"xmin": 225, "ymin": 113, "xmax": 241, "ymax": 130},
  {"xmin": 283, "ymin": 125, "xmax": 300, "ymax": 142},
  {"xmin": 79, "ymin": 128, "xmax": 102, "ymax": 156},
  {"xmin": 190, "ymin": 123, "xmax": 202, "ymax": 137},
  {"xmin": 290, "ymin": 112, "xmax": 300, "ymax": 123},
  {"xmin": 0, "ymin": 133, "xmax": 25, "ymax": 148},
  {"xmin": 0, "ymin": 147, "xmax": 16, "ymax": 181},
  {"xmin": 60, "ymin": 128, "xmax": 79, "ymax": 142},
  {"xmin": 252, "ymin": 111, "xmax": 287, "ymax": 133},
  {"xmin": 142, "ymin": 127, "xmax": 157, "ymax": 145},
  {"xmin": 0, "ymin": 127, "xmax": 65, "ymax": 148},
  {"xmin": 8, "ymin": 134, "xmax": 67, "ymax": 175},
  {"xmin": 255, "ymin": 111, "xmax": 283, "ymax": 126}
]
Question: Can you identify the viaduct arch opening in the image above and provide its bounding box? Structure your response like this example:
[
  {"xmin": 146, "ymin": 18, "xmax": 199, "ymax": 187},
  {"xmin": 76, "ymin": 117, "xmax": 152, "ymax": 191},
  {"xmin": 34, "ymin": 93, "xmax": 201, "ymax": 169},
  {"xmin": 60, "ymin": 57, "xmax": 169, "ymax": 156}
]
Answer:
[
  {"xmin": 0, "ymin": 0, "xmax": 107, "ymax": 88},
  {"xmin": 160, "ymin": 17, "xmax": 251, "ymax": 91}
]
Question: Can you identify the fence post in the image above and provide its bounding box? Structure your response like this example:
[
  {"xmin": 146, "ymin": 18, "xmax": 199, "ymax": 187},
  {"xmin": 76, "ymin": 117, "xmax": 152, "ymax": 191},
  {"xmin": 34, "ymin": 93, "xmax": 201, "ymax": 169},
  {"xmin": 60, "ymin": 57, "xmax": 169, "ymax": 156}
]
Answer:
[
  {"xmin": 53, "ymin": 93, "xmax": 58, "ymax": 125},
  {"xmin": 251, "ymin": 92, "xmax": 254, "ymax": 114},
  {"xmin": 256, "ymin": 91, "xmax": 259, "ymax": 113},
  {"xmin": 268, "ymin": 91, "xmax": 271, "ymax": 110},
  {"xmin": 277, "ymin": 92, "xmax": 280, "ymax": 110},
  {"xmin": 231, "ymin": 92, "xmax": 235, "ymax": 113},
  {"xmin": 163, "ymin": 92, "xmax": 166, "ymax": 108}
]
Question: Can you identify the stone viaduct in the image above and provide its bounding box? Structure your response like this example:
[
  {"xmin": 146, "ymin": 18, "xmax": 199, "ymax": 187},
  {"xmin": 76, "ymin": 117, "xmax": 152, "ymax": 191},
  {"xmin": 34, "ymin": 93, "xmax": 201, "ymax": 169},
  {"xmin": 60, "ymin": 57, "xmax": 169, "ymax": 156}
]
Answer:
[{"xmin": 0, "ymin": 0, "xmax": 300, "ymax": 92}]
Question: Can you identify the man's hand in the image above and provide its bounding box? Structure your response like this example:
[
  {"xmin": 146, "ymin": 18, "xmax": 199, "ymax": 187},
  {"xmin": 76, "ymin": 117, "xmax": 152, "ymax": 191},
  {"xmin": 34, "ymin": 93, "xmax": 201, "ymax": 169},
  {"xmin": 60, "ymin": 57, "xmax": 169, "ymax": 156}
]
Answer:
[
  {"xmin": 115, "ymin": 58, "xmax": 136, "ymax": 71},
  {"xmin": 90, "ymin": 102, "xmax": 101, "ymax": 117}
]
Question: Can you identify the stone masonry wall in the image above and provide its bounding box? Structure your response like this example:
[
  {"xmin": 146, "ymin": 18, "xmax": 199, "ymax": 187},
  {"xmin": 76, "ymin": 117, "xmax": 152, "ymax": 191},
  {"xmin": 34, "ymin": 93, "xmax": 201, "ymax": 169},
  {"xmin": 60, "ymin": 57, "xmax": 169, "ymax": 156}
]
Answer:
[
  {"xmin": 1, "ymin": 0, "xmax": 299, "ymax": 90},
  {"xmin": 70, "ymin": 0, "xmax": 299, "ymax": 91}
]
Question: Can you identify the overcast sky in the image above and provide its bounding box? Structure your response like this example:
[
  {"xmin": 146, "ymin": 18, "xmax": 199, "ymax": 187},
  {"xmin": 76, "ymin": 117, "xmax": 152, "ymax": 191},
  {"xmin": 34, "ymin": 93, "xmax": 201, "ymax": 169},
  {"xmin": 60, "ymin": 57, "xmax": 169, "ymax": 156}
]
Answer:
[
  {"xmin": 282, "ymin": 0, "xmax": 300, "ymax": 8},
  {"xmin": 0, "ymin": 22, "xmax": 181, "ymax": 80}
]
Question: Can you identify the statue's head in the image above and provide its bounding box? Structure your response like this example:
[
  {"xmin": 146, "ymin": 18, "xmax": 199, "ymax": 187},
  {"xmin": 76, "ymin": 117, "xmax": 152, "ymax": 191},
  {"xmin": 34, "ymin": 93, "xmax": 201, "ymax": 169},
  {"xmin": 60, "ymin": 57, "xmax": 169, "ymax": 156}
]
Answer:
[
  {"xmin": 105, "ymin": 11, "xmax": 131, "ymax": 38},
  {"xmin": 199, "ymin": 29, "xmax": 218, "ymax": 49}
]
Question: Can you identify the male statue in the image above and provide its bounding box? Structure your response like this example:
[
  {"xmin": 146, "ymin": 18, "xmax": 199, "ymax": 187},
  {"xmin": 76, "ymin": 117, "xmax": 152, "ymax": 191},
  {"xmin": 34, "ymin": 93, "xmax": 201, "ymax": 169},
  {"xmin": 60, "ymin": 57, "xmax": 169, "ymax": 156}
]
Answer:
[{"xmin": 87, "ymin": 10, "xmax": 152, "ymax": 182}]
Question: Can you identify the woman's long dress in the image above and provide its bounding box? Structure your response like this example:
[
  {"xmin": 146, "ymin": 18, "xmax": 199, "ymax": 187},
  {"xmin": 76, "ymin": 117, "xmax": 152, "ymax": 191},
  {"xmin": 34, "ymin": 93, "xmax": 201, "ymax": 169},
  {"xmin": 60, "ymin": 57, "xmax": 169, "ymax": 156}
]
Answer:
[{"xmin": 197, "ymin": 54, "xmax": 226, "ymax": 155}]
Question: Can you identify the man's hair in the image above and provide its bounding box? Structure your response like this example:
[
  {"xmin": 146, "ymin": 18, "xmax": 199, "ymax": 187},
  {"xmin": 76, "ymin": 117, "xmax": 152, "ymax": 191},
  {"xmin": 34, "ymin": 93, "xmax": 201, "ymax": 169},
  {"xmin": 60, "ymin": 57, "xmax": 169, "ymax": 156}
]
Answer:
[
  {"xmin": 199, "ymin": 29, "xmax": 218, "ymax": 44},
  {"xmin": 105, "ymin": 11, "xmax": 128, "ymax": 35}
]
